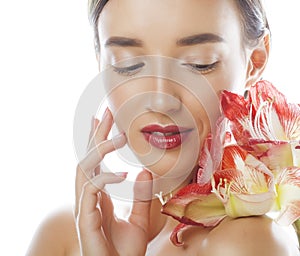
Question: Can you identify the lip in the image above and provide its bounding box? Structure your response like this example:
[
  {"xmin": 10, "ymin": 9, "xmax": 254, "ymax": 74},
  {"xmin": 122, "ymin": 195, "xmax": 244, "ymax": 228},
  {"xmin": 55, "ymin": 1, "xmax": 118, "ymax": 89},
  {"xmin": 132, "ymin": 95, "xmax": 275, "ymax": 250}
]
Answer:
[{"xmin": 141, "ymin": 124, "xmax": 193, "ymax": 150}]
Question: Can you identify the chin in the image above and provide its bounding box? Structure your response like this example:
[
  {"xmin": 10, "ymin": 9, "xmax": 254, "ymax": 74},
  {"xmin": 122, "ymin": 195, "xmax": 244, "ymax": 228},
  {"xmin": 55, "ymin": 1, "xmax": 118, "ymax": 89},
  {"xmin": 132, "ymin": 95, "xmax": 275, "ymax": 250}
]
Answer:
[{"xmin": 131, "ymin": 139, "xmax": 200, "ymax": 179}]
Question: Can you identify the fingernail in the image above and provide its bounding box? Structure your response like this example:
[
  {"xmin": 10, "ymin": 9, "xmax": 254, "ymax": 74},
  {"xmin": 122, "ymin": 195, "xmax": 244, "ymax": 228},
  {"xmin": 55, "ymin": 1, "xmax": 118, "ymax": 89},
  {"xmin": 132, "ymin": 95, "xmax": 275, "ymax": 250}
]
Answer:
[
  {"xmin": 112, "ymin": 132, "xmax": 126, "ymax": 147},
  {"xmin": 115, "ymin": 172, "xmax": 128, "ymax": 178},
  {"xmin": 101, "ymin": 107, "xmax": 109, "ymax": 121}
]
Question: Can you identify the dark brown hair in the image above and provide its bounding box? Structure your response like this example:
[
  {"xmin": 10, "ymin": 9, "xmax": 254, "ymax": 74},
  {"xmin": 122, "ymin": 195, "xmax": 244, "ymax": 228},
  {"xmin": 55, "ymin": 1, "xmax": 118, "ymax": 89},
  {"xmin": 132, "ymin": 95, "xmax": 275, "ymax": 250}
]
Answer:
[{"xmin": 88, "ymin": 0, "xmax": 270, "ymax": 54}]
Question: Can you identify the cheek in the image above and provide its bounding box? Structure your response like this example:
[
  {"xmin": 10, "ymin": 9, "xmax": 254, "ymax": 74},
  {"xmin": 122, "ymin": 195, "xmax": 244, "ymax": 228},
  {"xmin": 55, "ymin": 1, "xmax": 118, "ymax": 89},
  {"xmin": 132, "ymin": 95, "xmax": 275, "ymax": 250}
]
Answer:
[
  {"xmin": 181, "ymin": 90, "xmax": 213, "ymax": 141},
  {"xmin": 106, "ymin": 84, "xmax": 144, "ymax": 131},
  {"xmin": 188, "ymin": 106, "xmax": 210, "ymax": 161},
  {"xmin": 218, "ymin": 52, "xmax": 248, "ymax": 93}
]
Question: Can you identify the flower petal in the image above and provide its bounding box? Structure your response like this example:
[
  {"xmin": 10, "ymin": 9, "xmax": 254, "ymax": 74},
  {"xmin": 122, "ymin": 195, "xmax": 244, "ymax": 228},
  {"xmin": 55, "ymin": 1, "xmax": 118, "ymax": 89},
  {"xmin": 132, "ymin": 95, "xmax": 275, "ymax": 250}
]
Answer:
[
  {"xmin": 259, "ymin": 143, "xmax": 294, "ymax": 173},
  {"xmin": 276, "ymin": 167, "xmax": 300, "ymax": 207},
  {"xmin": 161, "ymin": 184, "xmax": 226, "ymax": 227},
  {"xmin": 225, "ymin": 191, "xmax": 275, "ymax": 218},
  {"xmin": 222, "ymin": 80, "xmax": 300, "ymax": 148},
  {"xmin": 284, "ymin": 103, "xmax": 300, "ymax": 141},
  {"xmin": 217, "ymin": 146, "xmax": 274, "ymax": 194},
  {"xmin": 221, "ymin": 145, "xmax": 247, "ymax": 170},
  {"xmin": 170, "ymin": 223, "xmax": 189, "ymax": 247},
  {"xmin": 252, "ymin": 81, "xmax": 300, "ymax": 141},
  {"xmin": 221, "ymin": 90, "xmax": 249, "ymax": 123},
  {"xmin": 197, "ymin": 135, "xmax": 213, "ymax": 184},
  {"xmin": 276, "ymin": 201, "xmax": 300, "ymax": 226},
  {"xmin": 197, "ymin": 117, "xmax": 230, "ymax": 184},
  {"xmin": 184, "ymin": 196, "xmax": 227, "ymax": 226},
  {"xmin": 291, "ymin": 141, "xmax": 300, "ymax": 167},
  {"xmin": 221, "ymin": 90, "xmax": 251, "ymax": 146}
]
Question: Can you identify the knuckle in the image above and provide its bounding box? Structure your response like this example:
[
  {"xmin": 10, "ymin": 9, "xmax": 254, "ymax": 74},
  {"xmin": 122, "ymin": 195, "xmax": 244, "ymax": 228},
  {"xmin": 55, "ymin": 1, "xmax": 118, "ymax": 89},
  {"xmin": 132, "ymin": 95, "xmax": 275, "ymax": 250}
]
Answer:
[
  {"xmin": 82, "ymin": 179, "xmax": 102, "ymax": 194},
  {"xmin": 95, "ymin": 145, "xmax": 105, "ymax": 160}
]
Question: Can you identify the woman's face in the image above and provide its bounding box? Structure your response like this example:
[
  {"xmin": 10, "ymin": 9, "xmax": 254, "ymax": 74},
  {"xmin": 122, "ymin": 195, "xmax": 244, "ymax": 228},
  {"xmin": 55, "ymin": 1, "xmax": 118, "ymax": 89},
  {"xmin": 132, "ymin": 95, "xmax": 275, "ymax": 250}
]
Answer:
[{"xmin": 98, "ymin": 0, "xmax": 251, "ymax": 179}]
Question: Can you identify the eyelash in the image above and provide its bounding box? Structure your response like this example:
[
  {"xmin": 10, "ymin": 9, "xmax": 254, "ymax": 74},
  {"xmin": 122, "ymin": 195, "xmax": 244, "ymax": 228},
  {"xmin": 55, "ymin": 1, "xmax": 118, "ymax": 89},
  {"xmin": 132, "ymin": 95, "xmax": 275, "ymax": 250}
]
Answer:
[
  {"xmin": 111, "ymin": 61, "xmax": 218, "ymax": 76},
  {"xmin": 112, "ymin": 62, "xmax": 145, "ymax": 76},
  {"xmin": 182, "ymin": 62, "xmax": 218, "ymax": 75}
]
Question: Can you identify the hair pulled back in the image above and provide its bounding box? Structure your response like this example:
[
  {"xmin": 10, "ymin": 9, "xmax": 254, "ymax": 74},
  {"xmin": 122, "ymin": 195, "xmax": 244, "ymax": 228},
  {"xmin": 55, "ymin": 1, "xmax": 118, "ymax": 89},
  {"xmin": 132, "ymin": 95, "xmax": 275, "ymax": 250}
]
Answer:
[{"xmin": 88, "ymin": 0, "xmax": 270, "ymax": 53}]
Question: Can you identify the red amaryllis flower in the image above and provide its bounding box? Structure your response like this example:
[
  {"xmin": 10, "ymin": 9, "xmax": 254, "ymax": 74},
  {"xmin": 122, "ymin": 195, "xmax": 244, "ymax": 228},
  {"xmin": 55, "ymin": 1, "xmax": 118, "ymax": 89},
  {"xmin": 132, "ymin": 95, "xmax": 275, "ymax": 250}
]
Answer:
[
  {"xmin": 162, "ymin": 81, "xmax": 300, "ymax": 246},
  {"xmin": 212, "ymin": 145, "xmax": 275, "ymax": 218},
  {"xmin": 161, "ymin": 119, "xmax": 276, "ymax": 246},
  {"xmin": 221, "ymin": 80, "xmax": 300, "ymax": 226},
  {"xmin": 221, "ymin": 80, "xmax": 300, "ymax": 169},
  {"xmin": 162, "ymin": 143, "xmax": 276, "ymax": 246}
]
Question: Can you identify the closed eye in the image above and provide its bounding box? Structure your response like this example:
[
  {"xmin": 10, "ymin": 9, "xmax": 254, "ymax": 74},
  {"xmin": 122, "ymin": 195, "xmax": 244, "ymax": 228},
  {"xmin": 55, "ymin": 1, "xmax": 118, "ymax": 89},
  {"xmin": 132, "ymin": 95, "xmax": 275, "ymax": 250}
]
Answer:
[
  {"xmin": 111, "ymin": 62, "xmax": 145, "ymax": 76},
  {"xmin": 182, "ymin": 61, "xmax": 218, "ymax": 75}
]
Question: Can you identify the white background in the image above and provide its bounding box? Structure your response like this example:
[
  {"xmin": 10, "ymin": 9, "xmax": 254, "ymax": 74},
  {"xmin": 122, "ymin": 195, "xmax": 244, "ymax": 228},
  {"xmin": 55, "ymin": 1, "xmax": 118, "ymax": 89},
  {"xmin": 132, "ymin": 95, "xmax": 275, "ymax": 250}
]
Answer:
[{"xmin": 0, "ymin": 1, "xmax": 299, "ymax": 255}]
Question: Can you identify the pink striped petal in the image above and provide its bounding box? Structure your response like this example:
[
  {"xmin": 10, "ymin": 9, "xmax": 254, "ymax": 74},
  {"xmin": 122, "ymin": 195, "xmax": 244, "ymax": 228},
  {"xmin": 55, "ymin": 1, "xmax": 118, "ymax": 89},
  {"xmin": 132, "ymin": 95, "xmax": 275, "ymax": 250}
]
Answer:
[{"xmin": 276, "ymin": 201, "xmax": 300, "ymax": 226}]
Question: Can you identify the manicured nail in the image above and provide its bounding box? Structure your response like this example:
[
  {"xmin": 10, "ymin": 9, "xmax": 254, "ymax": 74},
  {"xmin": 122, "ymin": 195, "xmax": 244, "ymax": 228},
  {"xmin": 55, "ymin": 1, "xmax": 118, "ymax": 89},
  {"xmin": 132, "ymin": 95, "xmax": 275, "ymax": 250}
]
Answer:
[{"xmin": 115, "ymin": 172, "xmax": 128, "ymax": 178}]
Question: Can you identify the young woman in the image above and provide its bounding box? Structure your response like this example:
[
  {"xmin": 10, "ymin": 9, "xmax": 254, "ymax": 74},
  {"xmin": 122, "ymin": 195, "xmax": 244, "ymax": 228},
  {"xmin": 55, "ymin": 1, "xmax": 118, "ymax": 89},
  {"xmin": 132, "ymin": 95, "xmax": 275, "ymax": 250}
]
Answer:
[{"xmin": 27, "ymin": 0, "xmax": 299, "ymax": 255}]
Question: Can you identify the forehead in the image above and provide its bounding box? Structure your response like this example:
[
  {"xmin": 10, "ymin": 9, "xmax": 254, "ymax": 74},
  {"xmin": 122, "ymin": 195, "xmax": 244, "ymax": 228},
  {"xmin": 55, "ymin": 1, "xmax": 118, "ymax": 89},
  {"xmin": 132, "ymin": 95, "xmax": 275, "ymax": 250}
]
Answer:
[{"xmin": 98, "ymin": 0, "xmax": 242, "ymax": 47}]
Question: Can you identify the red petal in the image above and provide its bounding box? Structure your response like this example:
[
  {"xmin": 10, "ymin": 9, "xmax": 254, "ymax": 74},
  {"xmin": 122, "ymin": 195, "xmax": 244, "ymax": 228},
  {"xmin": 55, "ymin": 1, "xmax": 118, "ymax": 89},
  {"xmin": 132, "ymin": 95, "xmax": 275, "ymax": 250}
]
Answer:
[
  {"xmin": 250, "ymin": 81, "xmax": 300, "ymax": 141},
  {"xmin": 221, "ymin": 145, "xmax": 247, "ymax": 170},
  {"xmin": 250, "ymin": 81, "xmax": 287, "ymax": 118},
  {"xmin": 213, "ymin": 169, "xmax": 242, "ymax": 185},
  {"xmin": 170, "ymin": 223, "xmax": 189, "ymax": 247},
  {"xmin": 222, "ymin": 81, "xmax": 300, "ymax": 149},
  {"xmin": 174, "ymin": 183, "xmax": 212, "ymax": 198},
  {"xmin": 221, "ymin": 90, "xmax": 249, "ymax": 121},
  {"xmin": 220, "ymin": 90, "xmax": 252, "ymax": 147}
]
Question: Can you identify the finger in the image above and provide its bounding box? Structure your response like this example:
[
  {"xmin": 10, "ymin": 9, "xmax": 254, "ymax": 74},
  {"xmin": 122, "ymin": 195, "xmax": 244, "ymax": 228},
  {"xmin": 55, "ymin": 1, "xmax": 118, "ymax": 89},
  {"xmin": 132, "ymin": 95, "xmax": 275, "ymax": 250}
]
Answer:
[
  {"xmin": 87, "ymin": 116, "xmax": 100, "ymax": 150},
  {"xmin": 94, "ymin": 165, "xmax": 100, "ymax": 176},
  {"xmin": 75, "ymin": 133, "xmax": 127, "ymax": 217},
  {"xmin": 87, "ymin": 108, "xmax": 113, "ymax": 151},
  {"xmin": 77, "ymin": 172, "xmax": 127, "ymax": 256},
  {"xmin": 78, "ymin": 172, "xmax": 128, "ymax": 224},
  {"xmin": 129, "ymin": 170, "xmax": 153, "ymax": 234},
  {"xmin": 99, "ymin": 189, "xmax": 116, "ymax": 235},
  {"xmin": 81, "ymin": 132, "xmax": 126, "ymax": 174}
]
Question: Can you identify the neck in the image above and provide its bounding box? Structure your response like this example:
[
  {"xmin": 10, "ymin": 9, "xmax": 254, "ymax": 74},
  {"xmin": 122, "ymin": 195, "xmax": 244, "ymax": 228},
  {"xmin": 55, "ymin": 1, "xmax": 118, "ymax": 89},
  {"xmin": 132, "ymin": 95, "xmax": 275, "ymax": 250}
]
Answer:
[
  {"xmin": 151, "ymin": 168, "xmax": 195, "ymax": 198},
  {"xmin": 147, "ymin": 169, "xmax": 196, "ymax": 241}
]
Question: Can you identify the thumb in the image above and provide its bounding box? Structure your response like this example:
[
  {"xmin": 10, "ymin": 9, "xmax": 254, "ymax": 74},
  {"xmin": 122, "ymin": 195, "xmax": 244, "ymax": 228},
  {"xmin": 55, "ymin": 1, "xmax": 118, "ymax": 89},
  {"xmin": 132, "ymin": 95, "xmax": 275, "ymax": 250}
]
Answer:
[{"xmin": 129, "ymin": 169, "xmax": 153, "ymax": 233}]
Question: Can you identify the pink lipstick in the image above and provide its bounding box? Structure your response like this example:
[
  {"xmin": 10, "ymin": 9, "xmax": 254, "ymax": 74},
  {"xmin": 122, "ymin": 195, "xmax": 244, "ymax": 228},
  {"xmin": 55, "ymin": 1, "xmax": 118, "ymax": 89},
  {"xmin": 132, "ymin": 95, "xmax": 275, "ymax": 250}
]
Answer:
[{"xmin": 141, "ymin": 125, "xmax": 192, "ymax": 149}]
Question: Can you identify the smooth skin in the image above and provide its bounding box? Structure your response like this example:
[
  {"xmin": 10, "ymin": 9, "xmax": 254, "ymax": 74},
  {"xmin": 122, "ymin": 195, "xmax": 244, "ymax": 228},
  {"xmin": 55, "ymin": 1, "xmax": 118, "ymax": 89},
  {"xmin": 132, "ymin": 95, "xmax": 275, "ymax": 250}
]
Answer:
[
  {"xmin": 26, "ymin": 111, "xmax": 299, "ymax": 255},
  {"xmin": 27, "ymin": 0, "xmax": 299, "ymax": 255}
]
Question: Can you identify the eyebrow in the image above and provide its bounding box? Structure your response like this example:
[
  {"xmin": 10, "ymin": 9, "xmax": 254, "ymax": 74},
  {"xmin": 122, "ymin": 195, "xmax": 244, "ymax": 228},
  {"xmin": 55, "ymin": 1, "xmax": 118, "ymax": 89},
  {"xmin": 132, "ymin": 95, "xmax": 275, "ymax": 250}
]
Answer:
[
  {"xmin": 105, "ymin": 37, "xmax": 143, "ymax": 47},
  {"xmin": 104, "ymin": 33, "xmax": 225, "ymax": 48},
  {"xmin": 176, "ymin": 33, "xmax": 225, "ymax": 46}
]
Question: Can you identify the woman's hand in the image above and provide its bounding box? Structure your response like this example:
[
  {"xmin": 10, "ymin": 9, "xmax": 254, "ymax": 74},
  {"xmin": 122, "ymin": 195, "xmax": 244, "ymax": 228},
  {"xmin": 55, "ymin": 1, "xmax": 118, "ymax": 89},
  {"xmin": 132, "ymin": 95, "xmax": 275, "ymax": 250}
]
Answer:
[{"xmin": 75, "ymin": 109, "xmax": 153, "ymax": 256}]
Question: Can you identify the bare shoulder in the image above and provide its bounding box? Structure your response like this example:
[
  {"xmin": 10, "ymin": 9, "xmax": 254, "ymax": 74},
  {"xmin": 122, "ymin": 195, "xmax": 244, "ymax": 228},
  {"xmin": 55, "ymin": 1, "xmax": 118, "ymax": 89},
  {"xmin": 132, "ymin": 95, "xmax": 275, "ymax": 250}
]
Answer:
[
  {"xmin": 191, "ymin": 216, "xmax": 299, "ymax": 256},
  {"xmin": 26, "ymin": 206, "xmax": 79, "ymax": 256}
]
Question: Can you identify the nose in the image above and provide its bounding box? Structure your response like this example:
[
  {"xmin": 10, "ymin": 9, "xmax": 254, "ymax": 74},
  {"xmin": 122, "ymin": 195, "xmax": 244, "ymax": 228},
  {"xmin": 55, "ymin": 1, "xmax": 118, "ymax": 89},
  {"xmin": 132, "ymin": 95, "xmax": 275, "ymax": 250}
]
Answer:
[{"xmin": 147, "ymin": 78, "xmax": 181, "ymax": 114}]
